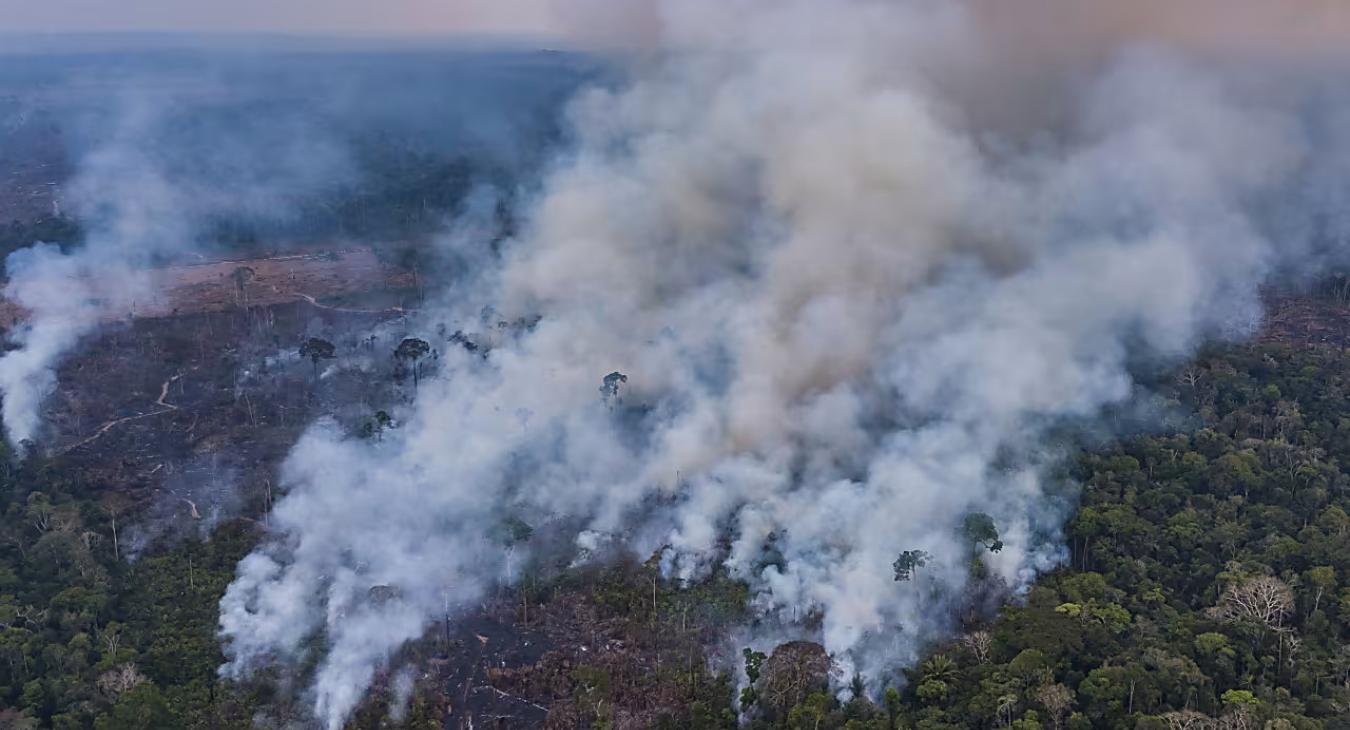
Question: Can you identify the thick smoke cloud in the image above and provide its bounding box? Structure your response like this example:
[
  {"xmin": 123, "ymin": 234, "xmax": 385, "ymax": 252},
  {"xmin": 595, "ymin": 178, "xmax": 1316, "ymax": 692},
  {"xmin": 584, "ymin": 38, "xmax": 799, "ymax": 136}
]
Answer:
[{"xmin": 210, "ymin": 1, "xmax": 1350, "ymax": 727}]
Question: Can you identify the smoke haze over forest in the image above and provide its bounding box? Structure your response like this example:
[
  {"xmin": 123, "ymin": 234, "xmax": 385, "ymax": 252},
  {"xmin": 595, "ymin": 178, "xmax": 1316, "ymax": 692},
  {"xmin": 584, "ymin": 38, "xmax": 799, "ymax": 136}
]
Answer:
[
  {"xmin": 208, "ymin": 2, "xmax": 1350, "ymax": 727},
  {"xmin": 1, "ymin": 2, "xmax": 1350, "ymax": 729}
]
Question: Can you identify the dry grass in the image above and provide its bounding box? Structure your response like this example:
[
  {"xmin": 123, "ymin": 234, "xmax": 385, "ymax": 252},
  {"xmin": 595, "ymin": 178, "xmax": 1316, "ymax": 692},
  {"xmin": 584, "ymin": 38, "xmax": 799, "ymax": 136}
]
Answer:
[{"xmin": 0, "ymin": 246, "xmax": 415, "ymax": 326}]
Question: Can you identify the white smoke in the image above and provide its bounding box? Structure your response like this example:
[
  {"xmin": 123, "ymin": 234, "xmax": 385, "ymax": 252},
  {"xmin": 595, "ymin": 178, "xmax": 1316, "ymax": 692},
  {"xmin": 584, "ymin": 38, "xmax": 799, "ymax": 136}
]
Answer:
[
  {"xmin": 0, "ymin": 79, "xmax": 352, "ymax": 448},
  {"xmin": 0, "ymin": 96, "xmax": 182, "ymax": 447},
  {"xmin": 217, "ymin": 1, "xmax": 1349, "ymax": 727}
]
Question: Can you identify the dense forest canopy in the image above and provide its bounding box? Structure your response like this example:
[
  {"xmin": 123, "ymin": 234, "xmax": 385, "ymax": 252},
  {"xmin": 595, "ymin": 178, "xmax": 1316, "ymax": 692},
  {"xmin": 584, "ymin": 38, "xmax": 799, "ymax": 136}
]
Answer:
[{"xmin": 0, "ymin": 45, "xmax": 597, "ymax": 265}]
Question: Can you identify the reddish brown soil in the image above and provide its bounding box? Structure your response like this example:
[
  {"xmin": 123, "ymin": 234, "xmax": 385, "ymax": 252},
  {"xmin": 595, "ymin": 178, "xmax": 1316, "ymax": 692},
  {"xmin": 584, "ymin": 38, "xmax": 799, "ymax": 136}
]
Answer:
[
  {"xmin": 0, "ymin": 246, "xmax": 416, "ymax": 325},
  {"xmin": 147, "ymin": 247, "xmax": 415, "ymax": 316}
]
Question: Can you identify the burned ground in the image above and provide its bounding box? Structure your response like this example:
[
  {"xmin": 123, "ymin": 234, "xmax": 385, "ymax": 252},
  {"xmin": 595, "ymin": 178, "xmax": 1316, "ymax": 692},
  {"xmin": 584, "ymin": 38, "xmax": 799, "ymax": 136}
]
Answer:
[
  {"xmin": 344, "ymin": 564, "xmax": 746, "ymax": 729},
  {"xmin": 1263, "ymin": 293, "xmax": 1350, "ymax": 349},
  {"xmin": 3, "ymin": 253, "xmax": 750, "ymax": 729},
  {"xmin": 39, "ymin": 302, "xmax": 401, "ymax": 543}
]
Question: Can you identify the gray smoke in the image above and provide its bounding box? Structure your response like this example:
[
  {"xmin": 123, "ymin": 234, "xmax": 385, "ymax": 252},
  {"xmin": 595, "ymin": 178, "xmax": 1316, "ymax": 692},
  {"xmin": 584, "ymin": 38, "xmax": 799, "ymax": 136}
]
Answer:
[
  {"xmin": 217, "ymin": 1, "xmax": 1350, "ymax": 727},
  {"xmin": 0, "ymin": 47, "xmax": 584, "ymax": 449},
  {"xmin": 0, "ymin": 92, "xmax": 195, "ymax": 447},
  {"xmin": 0, "ymin": 82, "xmax": 352, "ymax": 447}
]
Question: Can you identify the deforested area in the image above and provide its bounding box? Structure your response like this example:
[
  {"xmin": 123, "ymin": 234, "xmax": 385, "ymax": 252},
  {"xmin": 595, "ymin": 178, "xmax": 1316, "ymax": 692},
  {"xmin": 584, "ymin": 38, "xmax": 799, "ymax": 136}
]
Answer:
[{"xmin": 1, "ymin": 2, "xmax": 1350, "ymax": 729}]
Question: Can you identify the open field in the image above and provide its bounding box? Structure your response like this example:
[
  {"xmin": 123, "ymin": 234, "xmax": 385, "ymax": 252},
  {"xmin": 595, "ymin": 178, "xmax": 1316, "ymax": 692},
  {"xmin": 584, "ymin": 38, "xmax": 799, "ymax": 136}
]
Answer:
[
  {"xmin": 139, "ymin": 247, "xmax": 416, "ymax": 316},
  {"xmin": 0, "ymin": 245, "xmax": 417, "ymax": 326}
]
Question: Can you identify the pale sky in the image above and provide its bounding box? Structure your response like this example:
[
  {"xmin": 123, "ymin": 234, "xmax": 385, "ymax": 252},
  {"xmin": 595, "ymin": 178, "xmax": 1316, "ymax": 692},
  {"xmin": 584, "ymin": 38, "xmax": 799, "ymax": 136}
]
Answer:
[
  {"xmin": 2, "ymin": 0, "xmax": 1346, "ymax": 58},
  {"xmin": 0, "ymin": 0, "xmax": 567, "ymax": 36}
]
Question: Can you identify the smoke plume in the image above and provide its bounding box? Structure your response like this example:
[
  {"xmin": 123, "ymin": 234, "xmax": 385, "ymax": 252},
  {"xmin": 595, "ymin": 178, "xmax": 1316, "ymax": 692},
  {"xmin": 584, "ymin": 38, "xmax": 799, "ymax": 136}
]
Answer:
[
  {"xmin": 211, "ymin": 1, "xmax": 1350, "ymax": 726},
  {"xmin": 0, "ymin": 93, "xmax": 196, "ymax": 447},
  {"xmin": 0, "ymin": 82, "xmax": 350, "ymax": 447},
  {"xmin": 0, "ymin": 47, "xmax": 583, "ymax": 448}
]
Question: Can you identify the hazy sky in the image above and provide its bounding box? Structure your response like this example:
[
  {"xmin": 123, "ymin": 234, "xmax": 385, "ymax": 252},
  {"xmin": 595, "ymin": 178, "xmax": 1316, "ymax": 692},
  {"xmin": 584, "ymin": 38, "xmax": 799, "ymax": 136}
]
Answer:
[
  {"xmin": 3, "ymin": 0, "xmax": 1347, "ymax": 59},
  {"xmin": 0, "ymin": 0, "xmax": 567, "ymax": 36}
]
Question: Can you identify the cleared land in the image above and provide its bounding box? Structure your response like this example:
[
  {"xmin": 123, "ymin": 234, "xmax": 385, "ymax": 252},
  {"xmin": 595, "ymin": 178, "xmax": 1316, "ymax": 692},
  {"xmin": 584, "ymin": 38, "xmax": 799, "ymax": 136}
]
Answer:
[{"xmin": 0, "ymin": 245, "xmax": 416, "ymax": 325}]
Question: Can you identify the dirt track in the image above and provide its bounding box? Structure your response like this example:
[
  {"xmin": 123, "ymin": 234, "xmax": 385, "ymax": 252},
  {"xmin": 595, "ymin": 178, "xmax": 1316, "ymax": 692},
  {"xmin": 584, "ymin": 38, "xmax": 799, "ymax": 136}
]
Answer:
[{"xmin": 59, "ymin": 369, "xmax": 191, "ymax": 455}]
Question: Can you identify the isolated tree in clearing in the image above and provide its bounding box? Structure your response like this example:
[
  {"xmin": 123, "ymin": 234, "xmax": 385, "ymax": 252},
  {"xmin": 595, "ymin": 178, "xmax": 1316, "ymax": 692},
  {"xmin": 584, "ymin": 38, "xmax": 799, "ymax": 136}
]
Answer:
[
  {"xmin": 963, "ymin": 512, "xmax": 1004, "ymax": 554},
  {"xmin": 299, "ymin": 338, "xmax": 336, "ymax": 380},
  {"xmin": 394, "ymin": 337, "xmax": 431, "ymax": 390}
]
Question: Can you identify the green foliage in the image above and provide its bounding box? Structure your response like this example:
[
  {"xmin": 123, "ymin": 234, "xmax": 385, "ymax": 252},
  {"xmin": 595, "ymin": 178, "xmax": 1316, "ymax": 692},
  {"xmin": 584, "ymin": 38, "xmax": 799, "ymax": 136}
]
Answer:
[
  {"xmin": 780, "ymin": 344, "xmax": 1350, "ymax": 730},
  {"xmin": 962, "ymin": 513, "xmax": 1004, "ymax": 554},
  {"xmin": 1220, "ymin": 689, "xmax": 1258, "ymax": 707},
  {"xmin": 93, "ymin": 684, "xmax": 173, "ymax": 730},
  {"xmin": 743, "ymin": 647, "xmax": 768, "ymax": 708},
  {"xmin": 893, "ymin": 550, "xmax": 930, "ymax": 582},
  {"xmin": 0, "ymin": 443, "xmax": 262, "ymax": 729}
]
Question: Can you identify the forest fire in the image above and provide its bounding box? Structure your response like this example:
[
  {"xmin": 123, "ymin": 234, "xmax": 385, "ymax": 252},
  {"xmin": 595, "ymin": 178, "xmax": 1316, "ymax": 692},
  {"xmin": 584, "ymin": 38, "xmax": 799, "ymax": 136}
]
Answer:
[{"xmin": 0, "ymin": 2, "xmax": 1348, "ymax": 729}]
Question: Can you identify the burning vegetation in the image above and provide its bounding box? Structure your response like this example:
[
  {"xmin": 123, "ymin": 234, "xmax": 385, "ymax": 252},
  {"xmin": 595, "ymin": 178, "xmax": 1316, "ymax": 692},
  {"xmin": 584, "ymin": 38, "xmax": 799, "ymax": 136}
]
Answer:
[{"xmin": 1, "ymin": 2, "xmax": 1350, "ymax": 730}]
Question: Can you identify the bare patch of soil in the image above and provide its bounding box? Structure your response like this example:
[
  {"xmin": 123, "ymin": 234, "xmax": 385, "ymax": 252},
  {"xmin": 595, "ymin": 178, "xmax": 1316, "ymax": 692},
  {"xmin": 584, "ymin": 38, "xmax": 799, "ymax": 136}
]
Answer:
[{"xmin": 0, "ymin": 246, "xmax": 416, "ymax": 326}]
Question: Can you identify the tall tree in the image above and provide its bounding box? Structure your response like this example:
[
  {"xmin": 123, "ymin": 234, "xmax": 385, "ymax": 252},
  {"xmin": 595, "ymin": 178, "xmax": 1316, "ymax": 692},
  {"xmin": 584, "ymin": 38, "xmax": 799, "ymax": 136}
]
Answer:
[
  {"xmin": 395, "ymin": 338, "xmax": 431, "ymax": 390},
  {"xmin": 893, "ymin": 549, "xmax": 931, "ymax": 582},
  {"xmin": 299, "ymin": 338, "xmax": 337, "ymax": 380}
]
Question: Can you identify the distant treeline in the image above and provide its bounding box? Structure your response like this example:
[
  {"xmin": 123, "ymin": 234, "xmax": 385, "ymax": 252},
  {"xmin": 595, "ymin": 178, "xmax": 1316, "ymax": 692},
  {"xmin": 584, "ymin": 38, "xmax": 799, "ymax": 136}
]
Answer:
[
  {"xmin": 0, "ymin": 216, "xmax": 82, "ymax": 265},
  {"xmin": 0, "ymin": 138, "xmax": 520, "ymax": 275}
]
